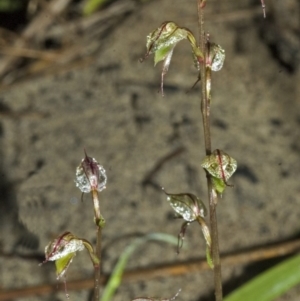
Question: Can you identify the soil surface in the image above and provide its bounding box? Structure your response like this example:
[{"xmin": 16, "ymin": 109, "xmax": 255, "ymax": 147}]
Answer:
[{"xmin": 0, "ymin": 1, "xmax": 300, "ymax": 301}]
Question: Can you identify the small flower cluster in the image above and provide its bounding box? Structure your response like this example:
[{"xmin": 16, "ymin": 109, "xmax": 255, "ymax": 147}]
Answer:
[{"xmin": 41, "ymin": 151, "xmax": 106, "ymax": 297}]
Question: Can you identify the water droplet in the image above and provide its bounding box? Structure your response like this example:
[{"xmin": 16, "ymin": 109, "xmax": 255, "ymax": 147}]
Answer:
[{"xmin": 211, "ymin": 45, "xmax": 225, "ymax": 71}]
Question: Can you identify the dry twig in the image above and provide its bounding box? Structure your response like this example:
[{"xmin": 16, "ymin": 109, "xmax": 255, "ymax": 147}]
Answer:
[
  {"xmin": 0, "ymin": 0, "xmax": 73, "ymax": 81},
  {"xmin": 1, "ymin": 239, "xmax": 300, "ymax": 301}
]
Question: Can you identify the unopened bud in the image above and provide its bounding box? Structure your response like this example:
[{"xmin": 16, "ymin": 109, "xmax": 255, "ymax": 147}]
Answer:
[{"xmin": 75, "ymin": 151, "xmax": 107, "ymax": 193}]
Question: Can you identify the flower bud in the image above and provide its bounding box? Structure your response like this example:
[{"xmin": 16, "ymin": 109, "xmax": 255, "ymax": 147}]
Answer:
[
  {"xmin": 163, "ymin": 189, "xmax": 212, "ymax": 266},
  {"xmin": 205, "ymin": 43, "xmax": 225, "ymax": 71},
  {"xmin": 141, "ymin": 21, "xmax": 203, "ymax": 96},
  {"xmin": 75, "ymin": 151, "xmax": 107, "ymax": 193},
  {"xmin": 42, "ymin": 232, "xmax": 84, "ymax": 279},
  {"xmin": 41, "ymin": 232, "xmax": 99, "ymax": 279},
  {"xmin": 201, "ymin": 149, "xmax": 237, "ymax": 186},
  {"xmin": 164, "ymin": 190, "xmax": 207, "ymax": 222}
]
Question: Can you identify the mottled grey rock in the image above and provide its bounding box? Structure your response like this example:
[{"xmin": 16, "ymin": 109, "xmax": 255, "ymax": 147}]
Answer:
[{"xmin": 0, "ymin": 0, "xmax": 300, "ymax": 300}]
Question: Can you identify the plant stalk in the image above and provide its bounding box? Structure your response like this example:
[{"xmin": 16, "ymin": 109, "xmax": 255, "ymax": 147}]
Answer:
[
  {"xmin": 94, "ymin": 225, "xmax": 102, "ymax": 301},
  {"xmin": 197, "ymin": 1, "xmax": 223, "ymax": 300},
  {"xmin": 92, "ymin": 189, "xmax": 103, "ymax": 301}
]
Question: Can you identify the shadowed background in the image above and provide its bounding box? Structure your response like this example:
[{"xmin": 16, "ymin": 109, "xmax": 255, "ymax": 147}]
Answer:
[{"xmin": 0, "ymin": 0, "xmax": 300, "ymax": 300}]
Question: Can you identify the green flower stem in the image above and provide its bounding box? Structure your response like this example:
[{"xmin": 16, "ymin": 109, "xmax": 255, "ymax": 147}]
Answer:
[{"xmin": 197, "ymin": 1, "xmax": 223, "ymax": 301}]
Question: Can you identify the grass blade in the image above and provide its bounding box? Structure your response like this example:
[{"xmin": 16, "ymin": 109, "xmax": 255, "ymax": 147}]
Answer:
[
  {"xmin": 100, "ymin": 233, "xmax": 178, "ymax": 301},
  {"xmin": 224, "ymin": 254, "xmax": 300, "ymax": 301}
]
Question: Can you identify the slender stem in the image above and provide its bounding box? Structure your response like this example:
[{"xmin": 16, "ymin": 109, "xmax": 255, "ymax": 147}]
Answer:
[
  {"xmin": 92, "ymin": 189, "xmax": 103, "ymax": 301},
  {"xmin": 94, "ymin": 225, "xmax": 102, "ymax": 301},
  {"xmin": 197, "ymin": 1, "xmax": 223, "ymax": 300},
  {"xmin": 92, "ymin": 189, "xmax": 101, "ymax": 223},
  {"xmin": 197, "ymin": 2, "xmax": 211, "ymax": 154},
  {"xmin": 208, "ymin": 186, "xmax": 222, "ymax": 301}
]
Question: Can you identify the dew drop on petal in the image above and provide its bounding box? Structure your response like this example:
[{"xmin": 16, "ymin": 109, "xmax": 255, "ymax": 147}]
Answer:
[
  {"xmin": 95, "ymin": 164, "xmax": 107, "ymax": 192},
  {"xmin": 75, "ymin": 165, "xmax": 91, "ymax": 193},
  {"xmin": 168, "ymin": 196, "xmax": 196, "ymax": 222},
  {"xmin": 201, "ymin": 149, "xmax": 237, "ymax": 181},
  {"xmin": 211, "ymin": 45, "xmax": 225, "ymax": 71},
  {"xmin": 45, "ymin": 238, "xmax": 84, "ymax": 261},
  {"xmin": 74, "ymin": 159, "xmax": 107, "ymax": 193}
]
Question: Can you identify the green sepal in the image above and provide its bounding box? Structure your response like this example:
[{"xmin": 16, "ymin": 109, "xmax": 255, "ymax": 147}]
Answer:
[
  {"xmin": 211, "ymin": 176, "xmax": 226, "ymax": 194},
  {"xmin": 55, "ymin": 252, "xmax": 76, "ymax": 279},
  {"xmin": 154, "ymin": 45, "xmax": 174, "ymax": 65}
]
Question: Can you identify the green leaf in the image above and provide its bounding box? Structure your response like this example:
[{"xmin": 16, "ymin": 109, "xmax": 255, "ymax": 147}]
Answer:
[
  {"xmin": 83, "ymin": 0, "xmax": 108, "ymax": 16},
  {"xmin": 0, "ymin": 0, "xmax": 24, "ymax": 12},
  {"xmin": 224, "ymin": 254, "xmax": 300, "ymax": 301},
  {"xmin": 100, "ymin": 233, "xmax": 178, "ymax": 301}
]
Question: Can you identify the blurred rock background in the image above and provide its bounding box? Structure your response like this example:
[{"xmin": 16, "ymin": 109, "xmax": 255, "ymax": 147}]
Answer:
[{"xmin": 0, "ymin": 0, "xmax": 299, "ymax": 300}]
